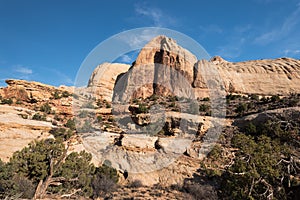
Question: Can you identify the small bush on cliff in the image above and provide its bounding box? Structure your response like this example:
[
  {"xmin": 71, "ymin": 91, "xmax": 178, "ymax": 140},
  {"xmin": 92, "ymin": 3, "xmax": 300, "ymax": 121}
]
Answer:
[
  {"xmin": 1, "ymin": 98, "xmax": 13, "ymax": 105},
  {"xmin": 40, "ymin": 103, "xmax": 52, "ymax": 114},
  {"xmin": 32, "ymin": 113, "xmax": 46, "ymax": 121},
  {"xmin": 49, "ymin": 128, "xmax": 73, "ymax": 141},
  {"xmin": 137, "ymin": 103, "xmax": 148, "ymax": 114},
  {"xmin": 53, "ymin": 90, "xmax": 61, "ymax": 99},
  {"xmin": 62, "ymin": 91, "xmax": 71, "ymax": 98},
  {"xmin": 235, "ymin": 103, "xmax": 248, "ymax": 116},
  {"xmin": 65, "ymin": 119, "xmax": 76, "ymax": 131}
]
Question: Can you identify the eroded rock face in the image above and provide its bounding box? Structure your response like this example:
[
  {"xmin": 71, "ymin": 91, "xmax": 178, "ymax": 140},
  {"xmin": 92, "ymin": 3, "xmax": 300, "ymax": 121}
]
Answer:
[
  {"xmin": 112, "ymin": 35, "xmax": 300, "ymax": 102},
  {"xmin": 135, "ymin": 35, "xmax": 197, "ymax": 84},
  {"xmin": 113, "ymin": 35, "xmax": 199, "ymax": 101},
  {"xmin": 0, "ymin": 105, "xmax": 53, "ymax": 162},
  {"xmin": 215, "ymin": 57, "xmax": 300, "ymax": 95},
  {"xmin": 0, "ymin": 79, "xmax": 74, "ymax": 117},
  {"xmin": 87, "ymin": 63, "xmax": 130, "ymax": 101},
  {"xmin": 2, "ymin": 79, "xmax": 58, "ymax": 101}
]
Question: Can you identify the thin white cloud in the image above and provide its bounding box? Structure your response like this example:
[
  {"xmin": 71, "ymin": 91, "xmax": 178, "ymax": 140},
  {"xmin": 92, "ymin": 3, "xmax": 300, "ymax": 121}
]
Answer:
[
  {"xmin": 199, "ymin": 24, "xmax": 223, "ymax": 34},
  {"xmin": 135, "ymin": 5, "xmax": 162, "ymax": 26},
  {"xmin": 120, "ymin": 55, "xmax": 133, "ymax": 63},
  {"xmin": 216, "ymin": 38, "xmax": 246, "ymax": 60},
  {"xmin": 14, "ymin": 65, "xmax": 33, "ymax": 75},
  {"xmin": 254, "ymin": 4, "xmax": 300, "ymax": 45},
  {"xmin": 134, "ymin": 3, "xmax": 176, "ymax": 27},
  {"xmin": 117, "ymin": 29, "xmax": 159, "ymax": 49},
  {"xmin": 283, "ymin": 49, "xmax": 300, "ymax": 56},
  {"xmin": 234, "ymin": 24, "xmax": 252, "ymax": 34},
  {"xmin": 53, "ymin": 70, "xmax": 74, "ymax": 85}
]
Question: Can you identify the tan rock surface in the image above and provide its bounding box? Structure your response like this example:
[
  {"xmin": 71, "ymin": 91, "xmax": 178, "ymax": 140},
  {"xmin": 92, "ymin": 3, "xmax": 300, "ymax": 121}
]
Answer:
[
  {"xmin": 113, "ymin": 35, "xmax": 300, "ymax": 102},
  {"xmin": 215, "ymin": 57, "xmax": 300, "ymax": 95},
  {"xmin": 114, "ymin": 35, "xmax": 198, "ymax": 101},
  {"xmin": 0, "ymin": 105, "xmax": 53, "ymax": 162},
  {"xmin": 1, "ymin": 79, "xmax": 69, "ymax": 101},
  {"xmin": 87, "ymin": 62, "xmax": 130, "ymax": 101},
  {"xmin": 0, "ymin": 79, "xmax": 74, "ymax": 117}
]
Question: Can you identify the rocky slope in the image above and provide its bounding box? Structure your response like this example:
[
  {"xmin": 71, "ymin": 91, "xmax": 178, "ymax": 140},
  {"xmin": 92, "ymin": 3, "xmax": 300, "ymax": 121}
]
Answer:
[
  {"xmin": 0, "ymin": 105, "xmax": 53, "ymax": 162},
  {"xmin": 0, "ymin": 79, "xmax": 74, "ymax": 117},
  {"xmin": 1, "ymin": 79, "xmax": 73, "ymax": 101}
]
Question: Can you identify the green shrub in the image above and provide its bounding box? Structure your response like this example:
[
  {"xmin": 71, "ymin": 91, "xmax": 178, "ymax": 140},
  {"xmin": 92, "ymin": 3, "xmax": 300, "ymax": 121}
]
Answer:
[
  {"xmin": 55, "ymin": 151, "xmax": 95, "ymax": 196},
  {"xmin": 49, "ymin": 128, "xmax": 73, "ymax": 141},
  {"xmin": 91, "ymin": 163, "xmax": 119, "ymax": 197},
  {"xmin": 105, "ymin": 102, "xmax": 111, "ymax": 108},
  {"xmin": 168, "ymin": 95, "xmax": 178, "ymax": 102},
  {"xmin": 40, "ymin": 103, "xmax": 52, "ymax": 114},
  {"xmin": 207, "ymin": 145, "xmax": 222, "ymax": 160},
  {"xmin": 249, "ymin": 94, "xmax": 259, "ymax": 101},
  {"xmin": 169, "ymin": 102, "xmax": 176, "ymax": 108},
  {"xmin": 132, "ymin": 98, "xmax": 139, "ymax": 104},
  {"xmin": 53, "ymin": 90, "xmax": 61, "ymax": 99},
  {"xmin": 222, "ymin": 134, "xmax": 283, "ymax": 199},
  {"xmin": 288, "ymin": 99, "xmax": 299, "ymax": 107},
  {"xmin": 16, "ymin": 99, "xmax": 23, "ymax": 104},
  {"xmin": 271, "ymin": 94, "xmax": 280, "ymax": 102},
  {"xmin": 65, "ymin": 119, "xmax": 76, "ymax": 130},
  {"xmin": 149, "ymin": 94, "xmax": 159, "ymax": 101},
  {"xmin": 0, "ymin": 139, "xmax": 119, "ymax": 198},
  {"xmin": 54, "ymin": 114, "xmax": 62, "ymax": 121},
  {"xmin": 235, "ymin": 103, "xmax": 248, "ymax": 115},
  {"xmin": 1, "ymin": 98, "xmax": 13, "ymax": 105},
  {"xmin": 199, "ymin": 104, "xmax": 209, "ymax": 112},
  {"xmin": 62, "ymin": 91, "xmax": 71, "ymax": 98},
  {"xmin": 96, "ymin": 115, "xmax": 103, "ymax": 123},
  {"xmin": 137, "ymin": 103, "xmax": 148, "ymax": 114},
  {"xmin": 32, "ymin": 113, "xmax": 46, "ymax": 121},
  {"xmin": 108, "ymin": 116, "xmax": 115, "ymax": 122},
  {"xmin": 245, "ymin": 122, "xmax": 257, "ymax": 135}
]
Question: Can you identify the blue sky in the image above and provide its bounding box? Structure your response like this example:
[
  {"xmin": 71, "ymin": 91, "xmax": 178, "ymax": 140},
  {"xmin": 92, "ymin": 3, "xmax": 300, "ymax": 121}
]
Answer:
[{"xmin": 1, "ymin": 0, "xmax": 300, "ymax": 87}]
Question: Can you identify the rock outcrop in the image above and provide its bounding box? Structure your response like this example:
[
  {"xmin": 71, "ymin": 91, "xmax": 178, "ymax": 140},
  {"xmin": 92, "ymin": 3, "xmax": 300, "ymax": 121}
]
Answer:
[
  {"xmin": 87, "ymin": 63, "xmax": 130, "ymax": 101},
  {"xmin": 0, "ymin": 79, "xmax": 73, "ymax": 101},
  {"xmin": 215, "ymin": 57, "xmax": 300, "ymax": 95},
  {"xmin": 0, "ymin": 79, "xmax": 74, "ymax": 117},
  {"xmin": 113, "ymin": 35, "xmax": 200, "ymax": 101},
  {"xmin": 111, "ymin": 35, "xmax": 300, "ymax": 102},
  {"xmin": 0, "ymin": 105, "xmax": 53, "ymax": 162}
]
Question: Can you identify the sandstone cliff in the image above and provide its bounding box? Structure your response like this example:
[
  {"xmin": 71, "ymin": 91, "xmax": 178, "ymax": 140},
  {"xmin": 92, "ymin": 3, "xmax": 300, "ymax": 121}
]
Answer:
[
  {"xmin": 87, "ymin": 63, "xmax": 130, "ymax": 101},
  {"xmin": 109, "ymin": 35, "xmax": 300, "ymax": 102},
  {"xmin": 214, "ymin": 57, "xmax": 300, "ymax": 95}
]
